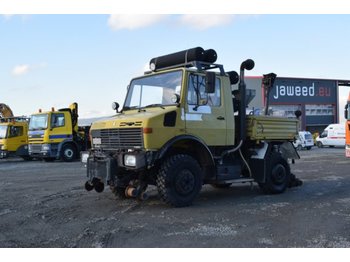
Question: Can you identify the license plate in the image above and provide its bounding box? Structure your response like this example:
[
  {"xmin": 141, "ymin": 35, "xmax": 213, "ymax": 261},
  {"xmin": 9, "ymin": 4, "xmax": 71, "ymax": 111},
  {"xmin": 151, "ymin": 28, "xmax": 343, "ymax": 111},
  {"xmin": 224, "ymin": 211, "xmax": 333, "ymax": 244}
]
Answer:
[
  {"xmin": 92, "ymin": 137, "xmax": 101, "ymax": 145},
  {"xmin": 81, "ymin": 151, "xmax": 89, "ymax": 163}
]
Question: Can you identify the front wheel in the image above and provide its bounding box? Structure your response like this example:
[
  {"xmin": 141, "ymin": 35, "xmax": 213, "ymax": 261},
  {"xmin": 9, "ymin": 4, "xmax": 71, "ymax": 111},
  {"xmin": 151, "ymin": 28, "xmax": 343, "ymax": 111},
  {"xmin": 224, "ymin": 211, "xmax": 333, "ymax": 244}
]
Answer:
[
  {"xmin": 317, "ymin": 141, "xmax": 323, "ymax": 148},
  {"xmin": 258, "ymin": 152, "xmax": 291, "ymax": 194},
  {"xmin": 61, "ymin": 144, "xmax": 77, "ymax": 162},
  {"xmin": 156, "ymin": 154, "xmax": 202, "ymax": 207}
]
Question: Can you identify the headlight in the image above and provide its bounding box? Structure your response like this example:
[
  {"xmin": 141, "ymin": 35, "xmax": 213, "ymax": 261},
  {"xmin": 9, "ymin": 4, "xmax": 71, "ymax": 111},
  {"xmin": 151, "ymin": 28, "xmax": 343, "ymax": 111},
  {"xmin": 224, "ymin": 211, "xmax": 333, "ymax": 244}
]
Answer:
[
  {"xmin": 41, "ymin": 144, "xmax": 51, "ymax": 151},
  {"xmin": 124, "ymin": 155, "xmax": 136, "ymax": 167}
]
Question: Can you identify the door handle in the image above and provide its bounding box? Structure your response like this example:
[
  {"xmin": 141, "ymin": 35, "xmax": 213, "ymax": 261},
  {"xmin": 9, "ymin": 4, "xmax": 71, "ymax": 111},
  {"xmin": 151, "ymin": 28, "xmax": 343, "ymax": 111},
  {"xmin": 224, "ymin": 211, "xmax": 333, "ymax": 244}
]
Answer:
[{"xmin": 217, "ymin": 116, "xmax": 225, "ymax": 120}]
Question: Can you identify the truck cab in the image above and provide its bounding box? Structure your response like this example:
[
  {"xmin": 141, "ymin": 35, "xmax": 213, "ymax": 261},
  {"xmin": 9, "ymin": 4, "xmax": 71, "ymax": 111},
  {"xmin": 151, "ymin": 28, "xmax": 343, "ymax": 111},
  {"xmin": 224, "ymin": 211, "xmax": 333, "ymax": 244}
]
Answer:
[
  {"xmin": 84, "ymin": 47, "xmax": 300, "ymax": 207},
  {"xmin": 28, "ymin": 103, "xmax": 90, "ymax": 162},
  {"xmin": 0, "ymin": 117, "xmax": 30, "ymax": 159}
]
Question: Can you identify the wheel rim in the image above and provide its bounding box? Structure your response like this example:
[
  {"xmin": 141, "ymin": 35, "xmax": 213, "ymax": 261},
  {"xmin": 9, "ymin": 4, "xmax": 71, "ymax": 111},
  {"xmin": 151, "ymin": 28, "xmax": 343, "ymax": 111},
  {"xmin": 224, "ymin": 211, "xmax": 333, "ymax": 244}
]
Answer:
[
  {"xmin": 271, "ymin": 164, "xmax": 286, "ymax": 185},
  {"xmin": 175, "ymin": 169, "xmax": 195, "ymax": 196},
  {"xmin": 64, "ymin": 148, "xmax": 74, "ymax": 158}
]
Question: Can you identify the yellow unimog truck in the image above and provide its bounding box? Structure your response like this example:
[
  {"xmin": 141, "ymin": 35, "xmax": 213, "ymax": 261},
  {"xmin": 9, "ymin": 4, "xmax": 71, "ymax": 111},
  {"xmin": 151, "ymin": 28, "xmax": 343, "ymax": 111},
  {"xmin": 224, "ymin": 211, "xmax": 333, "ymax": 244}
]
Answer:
[
  {"xmin": 0, "ymin": 117, "xmax": 30, "ymax": 159},
  {"xmin": 28, "ymin": 103, "xmax": 90, "ymax": 162},
  {"xmin": 83, "ymin": 47, "xmax": 301, "ymax": 207}
]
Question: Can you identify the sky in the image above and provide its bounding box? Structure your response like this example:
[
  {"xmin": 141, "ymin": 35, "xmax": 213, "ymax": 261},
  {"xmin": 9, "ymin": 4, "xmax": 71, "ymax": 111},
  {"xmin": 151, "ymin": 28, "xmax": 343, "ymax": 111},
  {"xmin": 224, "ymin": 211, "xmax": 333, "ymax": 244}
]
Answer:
[{"xmin": 1, "ymin": 12, "xmax": 350, "ymax": 122}]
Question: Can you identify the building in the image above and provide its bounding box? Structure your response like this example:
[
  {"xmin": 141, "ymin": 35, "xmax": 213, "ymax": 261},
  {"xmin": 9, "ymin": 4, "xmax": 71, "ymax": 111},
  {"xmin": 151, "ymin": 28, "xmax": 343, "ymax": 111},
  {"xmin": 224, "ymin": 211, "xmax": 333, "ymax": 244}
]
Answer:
[{"xmin": 235, "ymin": 76, "xmax": 350, "ymax": 133}]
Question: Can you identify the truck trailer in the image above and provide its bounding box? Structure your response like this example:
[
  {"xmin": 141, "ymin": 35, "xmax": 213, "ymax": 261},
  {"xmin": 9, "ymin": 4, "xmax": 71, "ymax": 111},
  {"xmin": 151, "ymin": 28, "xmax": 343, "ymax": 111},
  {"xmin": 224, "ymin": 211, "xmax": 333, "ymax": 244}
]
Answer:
[{"xmin": 83, "ymin": 47, "xmax": 301, "ymax": 207}]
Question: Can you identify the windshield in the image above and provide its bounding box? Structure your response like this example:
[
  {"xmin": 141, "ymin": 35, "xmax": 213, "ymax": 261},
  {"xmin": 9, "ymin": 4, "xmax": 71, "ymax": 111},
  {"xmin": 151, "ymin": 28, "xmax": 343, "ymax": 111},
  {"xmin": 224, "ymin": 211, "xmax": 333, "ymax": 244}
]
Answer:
[
  {"xmin": 29, "ymin": 114, "xmax": 48, "ymax": 130},
  {"xmin": 0, "ymin": 125, "xmax": 8, "ymax": 139},
  {"xmin": 304, "ymin": 133, "xmax": 313, "ymax": 139},
  {"xmin": 124, "ymin": 70, "xmax": 183, "ymax": 110}
]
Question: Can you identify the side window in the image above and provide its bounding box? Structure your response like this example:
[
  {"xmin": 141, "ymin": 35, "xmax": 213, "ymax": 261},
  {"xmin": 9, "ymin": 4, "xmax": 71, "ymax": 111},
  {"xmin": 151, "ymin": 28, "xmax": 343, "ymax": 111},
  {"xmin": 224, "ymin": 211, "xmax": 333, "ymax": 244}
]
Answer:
[
  {"xmin": 9, "ymin": 126, "xmax": 23, "ymax": 138},
  {"xmin": 187, "ymin": 74, "xmax": 207, "ymax": 105},
  {"xmin": 208, "ymin": 78, "xmax": 221, "ymax": 107},
  {"xmin": 51, "ymin": 113, "xmax": 65, "ymax": 128},
  {"xmin": 187, "ymin": 74, "xmax": 221, "ymax": 107}
]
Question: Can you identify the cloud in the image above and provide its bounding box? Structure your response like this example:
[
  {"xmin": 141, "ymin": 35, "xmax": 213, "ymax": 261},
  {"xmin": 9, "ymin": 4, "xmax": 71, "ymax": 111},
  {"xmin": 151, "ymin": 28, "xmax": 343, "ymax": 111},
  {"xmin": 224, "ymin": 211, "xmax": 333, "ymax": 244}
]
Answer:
[
  {"xmin": 12, "ymin": 62, "xmax": 47, "ymax": 76},
  {"xmin": 12, "ymin": 65, "xmax": 30, "ymax": 76},
  {"xmin": 2, "ymin": 15, "xmax": 14, "ymax": 20},
  {"xmin": 178, "ymin": 15, "xmax": 234, "ymax": 30},
  {"xmin": 108, "ymin": 14, "xmax": 168, "ymax": 30}
]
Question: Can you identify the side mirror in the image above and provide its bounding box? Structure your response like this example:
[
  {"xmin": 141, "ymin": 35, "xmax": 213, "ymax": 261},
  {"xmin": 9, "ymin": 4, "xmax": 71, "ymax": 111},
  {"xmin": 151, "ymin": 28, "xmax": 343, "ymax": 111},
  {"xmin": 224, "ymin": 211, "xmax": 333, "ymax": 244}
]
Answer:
[
  {"xmin": 112, "ymin": 102, "xmax": 120, "ymax": 113},
  {"xmin": 205, "ymin": 71, "xmax": 216, "ymax": 94},
  {"xmin": 171, "ymin": 94, "xmax": 180, "ymax": 104}
]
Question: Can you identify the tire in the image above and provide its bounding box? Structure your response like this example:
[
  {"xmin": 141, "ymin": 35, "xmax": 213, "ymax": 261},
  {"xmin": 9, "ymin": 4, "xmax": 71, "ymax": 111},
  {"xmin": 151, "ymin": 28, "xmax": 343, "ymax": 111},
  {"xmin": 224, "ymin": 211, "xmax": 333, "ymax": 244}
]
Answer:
[
  {"xmin": 156, "ymin": 154, "xmax": 202, "ymax": 207},
  {"xmin": 297, "ymin": 145, "xmax": 302, "ymax": 151},
  {"xmin": 61, "ymin": 144, "xmax": 76, "ymax": 162},
  {"xmin": 317, "ymin": 141, "xmax": 323, "ymax": 148},
  {"xmin": 258, "ymin": 152, "xmax": 291, "ymax": 194}
]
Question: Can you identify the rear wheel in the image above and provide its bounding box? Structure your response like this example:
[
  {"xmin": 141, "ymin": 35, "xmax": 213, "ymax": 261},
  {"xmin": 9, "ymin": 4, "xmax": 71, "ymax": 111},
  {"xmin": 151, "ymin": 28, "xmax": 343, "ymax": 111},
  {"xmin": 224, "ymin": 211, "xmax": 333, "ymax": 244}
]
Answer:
[
  {"xmin": 258, "ymin": 152, "xmax": 291, "ymax": 194},
  {"xmin": 61, "ymin": 144, "xmax": 76, "ymax": 162},
  {"xmin": 156, "ymin": 154, "xmax": 202, "ymax": 207}
]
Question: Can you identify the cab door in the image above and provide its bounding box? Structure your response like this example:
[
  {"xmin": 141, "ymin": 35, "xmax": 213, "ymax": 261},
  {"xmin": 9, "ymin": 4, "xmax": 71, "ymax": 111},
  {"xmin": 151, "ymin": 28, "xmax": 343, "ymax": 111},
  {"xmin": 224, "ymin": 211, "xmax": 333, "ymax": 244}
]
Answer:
[
  {"xmin": 184, "ymin": 73, "xmax": 226, "ymax": 146},
  {"xmin": 48, "ymin": 112, "xmax": 72, "ymax": 143},
  {"xmin": 7, "ymin": 124, "xmax": 26, "ymax": 152}
]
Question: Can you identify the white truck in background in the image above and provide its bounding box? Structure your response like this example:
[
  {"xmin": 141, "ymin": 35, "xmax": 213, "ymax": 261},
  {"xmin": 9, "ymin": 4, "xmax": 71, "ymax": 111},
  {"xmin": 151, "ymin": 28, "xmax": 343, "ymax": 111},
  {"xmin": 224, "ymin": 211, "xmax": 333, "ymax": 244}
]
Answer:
[
  {"xmin": 293, "ymin": 131, "xmax": 313, "ymax": 150},
  {"xmin": 316, "ymin": 124, "xmax": 345, "ymax": 148}
]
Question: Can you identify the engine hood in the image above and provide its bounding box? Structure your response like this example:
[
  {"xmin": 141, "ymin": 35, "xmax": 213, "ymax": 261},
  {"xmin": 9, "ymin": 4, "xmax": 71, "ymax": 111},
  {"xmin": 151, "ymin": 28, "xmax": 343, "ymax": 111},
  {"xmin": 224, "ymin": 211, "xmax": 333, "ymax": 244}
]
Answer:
[{"xmin": 91, "ymin": 106, "xmax": 179, "ymax": 130}]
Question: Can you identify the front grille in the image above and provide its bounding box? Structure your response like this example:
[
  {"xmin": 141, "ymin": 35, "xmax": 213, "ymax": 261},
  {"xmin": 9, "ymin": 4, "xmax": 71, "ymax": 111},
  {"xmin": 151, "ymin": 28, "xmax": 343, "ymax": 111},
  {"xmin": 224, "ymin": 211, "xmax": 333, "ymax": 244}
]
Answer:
[
  {"xmin": 30, "ymin": 144, "xmax": 42, "ymax": 153},
  {"xmin": 91, "ymin": 128, "xmax": 143, "ymax": 150}
]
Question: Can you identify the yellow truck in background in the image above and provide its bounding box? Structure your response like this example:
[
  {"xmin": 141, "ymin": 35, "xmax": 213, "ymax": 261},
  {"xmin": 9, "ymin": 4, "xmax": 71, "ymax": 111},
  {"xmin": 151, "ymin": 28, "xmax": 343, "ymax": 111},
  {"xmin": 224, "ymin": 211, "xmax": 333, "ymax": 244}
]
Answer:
[
  {"xmin": 83, "ymin": 47, "xmax": 301, "ymax": 207},
  {"xmin": 0, "ymin": 117, "xmax": 30, "ymax": 159},
  {"xmin": 28, "ymin": 103, "xmax": 90, "ymax": 162},
  {"xmin": 0, "ymin": 103, "xmax": 30, "ymax": 160}
]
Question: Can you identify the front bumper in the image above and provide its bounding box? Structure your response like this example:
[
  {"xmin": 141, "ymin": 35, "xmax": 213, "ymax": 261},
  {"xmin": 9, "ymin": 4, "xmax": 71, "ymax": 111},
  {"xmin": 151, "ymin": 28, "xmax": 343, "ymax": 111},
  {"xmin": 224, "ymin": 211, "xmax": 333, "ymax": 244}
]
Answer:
[{"xmin": 28, "ymin": 143, "xmax": 59, "ymax": 159}]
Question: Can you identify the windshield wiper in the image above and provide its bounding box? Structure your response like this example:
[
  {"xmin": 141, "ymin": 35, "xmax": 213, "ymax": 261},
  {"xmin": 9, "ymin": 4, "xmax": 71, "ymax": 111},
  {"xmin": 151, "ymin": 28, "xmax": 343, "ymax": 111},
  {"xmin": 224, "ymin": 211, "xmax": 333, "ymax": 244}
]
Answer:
[
  {"xmin": 122, "ymin": 106, "xmax": 138, "ymax": 111},
  {"xmin": 144, "ymin": 104, "xmax": 165, "ymax": 109}
]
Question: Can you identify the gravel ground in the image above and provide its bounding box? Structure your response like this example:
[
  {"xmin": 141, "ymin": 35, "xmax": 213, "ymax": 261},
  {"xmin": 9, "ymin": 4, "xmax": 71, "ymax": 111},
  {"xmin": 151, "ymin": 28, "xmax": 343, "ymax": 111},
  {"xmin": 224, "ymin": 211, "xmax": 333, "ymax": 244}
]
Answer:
[{"xmin": 0, "ymin": 147, "xmax": 349, "ymax": 248}]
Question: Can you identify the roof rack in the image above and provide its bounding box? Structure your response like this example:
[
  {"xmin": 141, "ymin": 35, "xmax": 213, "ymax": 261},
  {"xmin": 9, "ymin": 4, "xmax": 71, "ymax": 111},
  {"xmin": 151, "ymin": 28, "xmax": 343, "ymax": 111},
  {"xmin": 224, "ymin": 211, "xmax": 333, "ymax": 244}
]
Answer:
[{"xmin": 149, "ymin": 60, "xmax": 226, "ymax": 75}]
